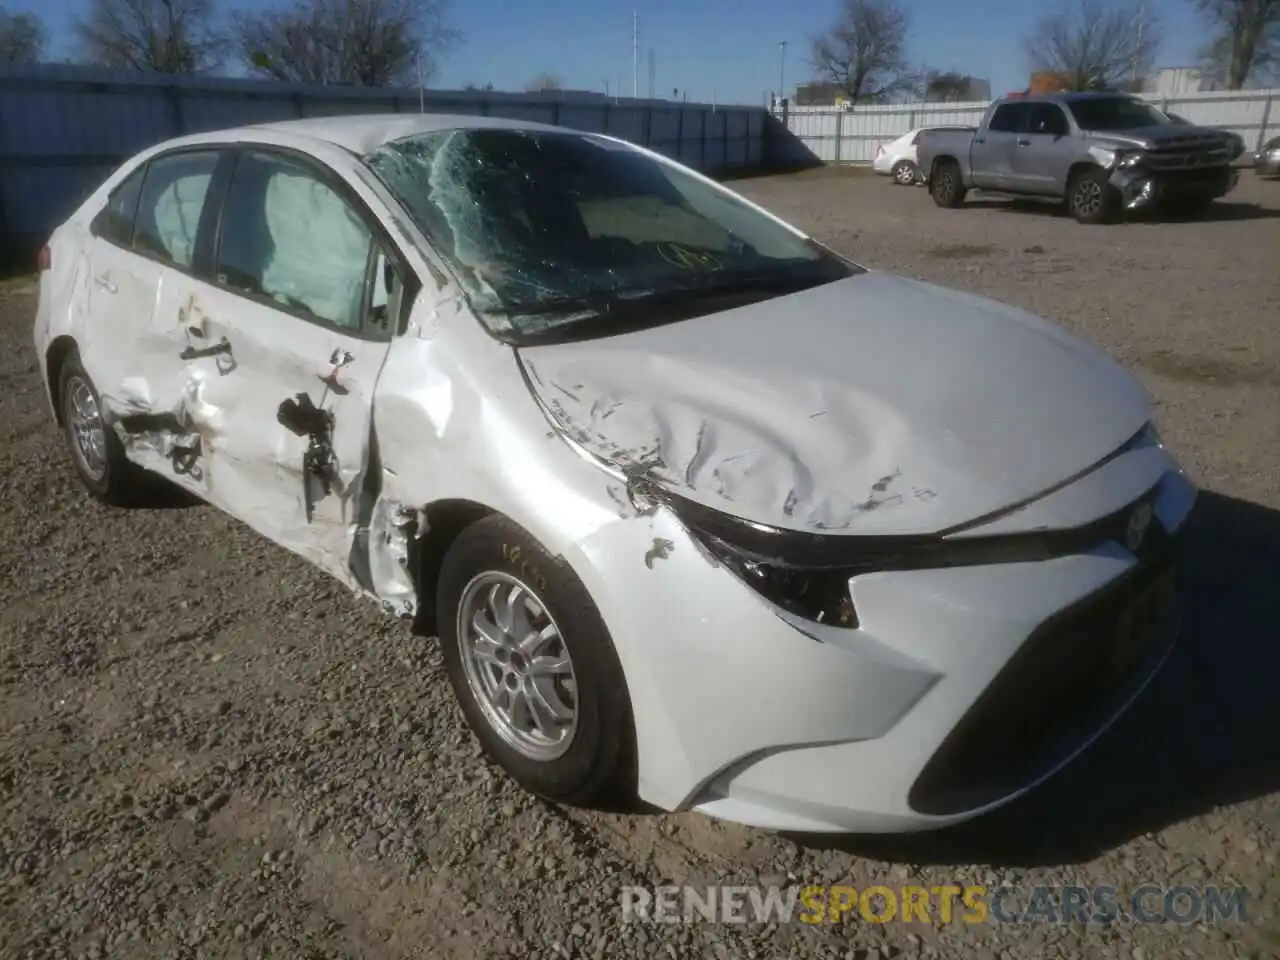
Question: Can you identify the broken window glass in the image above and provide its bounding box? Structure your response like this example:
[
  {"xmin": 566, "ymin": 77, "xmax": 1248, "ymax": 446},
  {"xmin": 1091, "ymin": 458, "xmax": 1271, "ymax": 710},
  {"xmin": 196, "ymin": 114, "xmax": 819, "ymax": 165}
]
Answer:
[{"xmin": 363, "ymin": 129, "xmax": 854, "ymax": 337}]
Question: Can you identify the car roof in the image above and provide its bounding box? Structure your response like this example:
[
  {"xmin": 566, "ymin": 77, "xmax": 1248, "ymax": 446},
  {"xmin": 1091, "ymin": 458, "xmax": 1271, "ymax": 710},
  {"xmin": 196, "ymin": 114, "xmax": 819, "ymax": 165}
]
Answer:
[
  {"xmin": 160, "ymin": 112, "xmax": 577, "ymax": 157},
  {"xmin": 1028, "ymin": 91, "xmax": 1140, "ymax": 104}
]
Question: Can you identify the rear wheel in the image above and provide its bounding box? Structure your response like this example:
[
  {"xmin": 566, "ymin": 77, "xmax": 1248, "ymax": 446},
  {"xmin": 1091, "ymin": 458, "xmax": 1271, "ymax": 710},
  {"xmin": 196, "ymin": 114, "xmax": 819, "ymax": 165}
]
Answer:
[
  {"xmin": 1067, "ymin": 168, "xmax": 1119, "ymax": 224},
  {"xmin": 438, "ymin": 515, "xmax": 636, "ymax": 807},
  {"xmin": 891, "ymin": 160, "xmax": 919, "ymax": 185},
  {"xmin": 929, "ymin": 159, "xmax": 966, "ymax": 207},
  {"xmin": 57, "ymin": 351, "xmax": 142, "ymax": 505}
]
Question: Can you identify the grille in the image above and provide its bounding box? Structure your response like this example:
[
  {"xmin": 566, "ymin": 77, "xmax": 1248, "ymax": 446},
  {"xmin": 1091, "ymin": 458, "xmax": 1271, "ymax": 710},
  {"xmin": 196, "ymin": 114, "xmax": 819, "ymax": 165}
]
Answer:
[
  {"xmin": 907, "ymin": 525, "xmax": 1182, "ymax": 817},
  {"xmin": 1143, "ymin": 135, "xmax": 1231, "ymax": 171}
]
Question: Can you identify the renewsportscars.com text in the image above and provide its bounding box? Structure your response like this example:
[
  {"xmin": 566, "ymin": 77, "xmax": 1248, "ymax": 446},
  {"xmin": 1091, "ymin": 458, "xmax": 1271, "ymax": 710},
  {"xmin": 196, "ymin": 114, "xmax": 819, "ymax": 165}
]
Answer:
[{"xmin": 619, "ymin": 884, "xmax": 1249, "ymax": 926}]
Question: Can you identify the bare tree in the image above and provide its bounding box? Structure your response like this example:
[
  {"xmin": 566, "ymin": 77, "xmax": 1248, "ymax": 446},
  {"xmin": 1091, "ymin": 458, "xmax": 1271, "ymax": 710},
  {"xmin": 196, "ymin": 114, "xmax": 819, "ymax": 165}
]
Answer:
[
  {"xmin": 1193, "ymin": 0, "xmax": 1280, "ymax": 89},
  {"xmin": 0, "ymin": 7, "xmax": 45, "ymax": 64},
  {"xmin": 809, "ymin": 0, "xmax": 918, "ymax": 104},
  {"xmin": 1025, "ymin": 0, "xmax": 1161, "ymax": 91},
  {"xmin": 524, "ymin": 71, "xmax": 562, "ymax": 92},
  {"xmin": 76, "ymin": 0, "xmax": 227, "ymax": 73},
  {"xmin": 238, "ymin": 0, "xmax": 457, "ymax": 87}
]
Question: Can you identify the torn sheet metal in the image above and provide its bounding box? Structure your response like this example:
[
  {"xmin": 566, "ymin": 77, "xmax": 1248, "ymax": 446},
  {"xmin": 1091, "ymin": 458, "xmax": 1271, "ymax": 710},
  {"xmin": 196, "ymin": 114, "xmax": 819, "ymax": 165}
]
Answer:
[
  {"xmin": 366, "ymin": 497, "xmax": 424, "ymax": 617},
  {"xmin": 517, "ymin": 270, "xmax": 1152, "ymax": 537},
  {"xmin": 1109, "ymin": 169, "xmax": 1158, "ymax": 211}
]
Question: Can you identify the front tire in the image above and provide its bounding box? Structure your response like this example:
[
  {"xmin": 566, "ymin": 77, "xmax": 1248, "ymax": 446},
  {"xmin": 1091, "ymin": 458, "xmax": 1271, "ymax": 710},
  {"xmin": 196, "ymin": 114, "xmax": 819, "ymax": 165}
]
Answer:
[
  {"xmin": 57, "ymin": 351, "xmax": 142, "ymax": 505},
  {"xmin": 929, "ymin": 159, "xmax": 966, "ymax": 207},
  {"xmin": 1067, "ymin": 168, "xmax": 1119, "ymax": 224},
  {"xmin": 438, "ymin": 515, "xmax": 636, "ymax": 807}
]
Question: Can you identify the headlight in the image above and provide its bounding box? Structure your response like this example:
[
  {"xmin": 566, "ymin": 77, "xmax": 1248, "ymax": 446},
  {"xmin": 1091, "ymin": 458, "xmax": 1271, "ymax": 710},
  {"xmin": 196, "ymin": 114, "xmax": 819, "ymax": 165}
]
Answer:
[
  {"xmin": 1088, "ymin": 144, "xmax": 1143, "ymax": 170},
  {"xmin": 660, "ymin": 492, "xmax": 884, "ymax": 628},
  {"xmin": 695, "ymin": 532, "xmax": 861, "ymax": 627}
]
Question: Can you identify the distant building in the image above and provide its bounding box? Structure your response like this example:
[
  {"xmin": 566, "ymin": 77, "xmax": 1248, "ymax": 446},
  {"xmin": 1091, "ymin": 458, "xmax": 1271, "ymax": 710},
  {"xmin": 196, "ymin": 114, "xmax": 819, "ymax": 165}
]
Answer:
[
  {"xmin": 1028, "ymin": 71, "xmax": 1074, "ymax": 95},
  {"xmin": 793, "ymin": 81, "xmax": 846, "ymax": 106},
  {"xmin": 1142, "ymin": 66, "xmax": 1212, "ymax": 96},
  {"xmin": 923, "ymin": 74, "xmax": 991, "ymax": 102}
]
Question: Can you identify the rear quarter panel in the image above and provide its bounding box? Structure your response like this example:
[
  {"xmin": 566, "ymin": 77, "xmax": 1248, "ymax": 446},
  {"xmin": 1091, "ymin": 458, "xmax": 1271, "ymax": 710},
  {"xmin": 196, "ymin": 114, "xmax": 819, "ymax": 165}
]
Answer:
[{"xmin": 917, "ymin": 130, "xmax": 978, "ymax": 183}]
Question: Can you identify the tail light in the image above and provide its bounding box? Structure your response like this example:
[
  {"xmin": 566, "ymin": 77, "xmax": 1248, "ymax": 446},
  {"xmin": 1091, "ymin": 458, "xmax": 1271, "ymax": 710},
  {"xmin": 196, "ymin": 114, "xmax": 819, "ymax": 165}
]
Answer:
[
  {"xmin": 875, "ymin": 144, "xmax": 885, "ymax": 156},
  {"xmin": 37, "ymin": 245, "xmax": 51, "ymax": 272}
]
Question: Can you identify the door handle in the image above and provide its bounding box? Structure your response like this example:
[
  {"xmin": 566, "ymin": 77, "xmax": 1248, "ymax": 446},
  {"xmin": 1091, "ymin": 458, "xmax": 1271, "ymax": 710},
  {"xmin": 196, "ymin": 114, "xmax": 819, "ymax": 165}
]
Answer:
[
  {"xmin": 1017, "ymin": 139, "xmax": 1031, "ymax": 147},
  {"xmin": 180, "ymin": 336, "xmax": 232, "ymax": 361},
  {"xmin": 93, "ymin": 274, "xmax": 117, "ymax": 294},
  {"xmin": 974, "ymin": 137, "xmax": 985, "ymax": 143}
]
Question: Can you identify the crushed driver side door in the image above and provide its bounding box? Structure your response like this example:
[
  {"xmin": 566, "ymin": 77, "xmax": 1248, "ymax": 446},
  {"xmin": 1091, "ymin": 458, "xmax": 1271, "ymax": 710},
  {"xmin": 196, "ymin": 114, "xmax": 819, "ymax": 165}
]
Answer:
[{"xmin": 168, "ymin": 146, "xmax": 416, "ymax": 591}]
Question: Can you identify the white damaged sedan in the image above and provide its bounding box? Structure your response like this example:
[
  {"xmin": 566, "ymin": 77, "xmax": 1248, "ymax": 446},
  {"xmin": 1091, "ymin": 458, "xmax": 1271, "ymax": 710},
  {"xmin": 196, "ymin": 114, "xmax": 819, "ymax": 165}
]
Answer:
[{"xmin": 34, "ymin": 114, "xmax": 1196, "ymax": 833}]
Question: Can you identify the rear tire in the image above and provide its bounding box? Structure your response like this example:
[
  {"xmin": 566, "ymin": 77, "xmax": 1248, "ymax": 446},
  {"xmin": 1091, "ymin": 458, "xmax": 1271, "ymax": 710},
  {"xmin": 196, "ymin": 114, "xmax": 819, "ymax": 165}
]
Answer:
[
  {"xmin": 891, "ymin": 160, "xmax": 919, "ymax": 186},
  {"xmin": 57, "ymin": 351, "xmax": 143, "ymax": 505},
  {"xmin": 1067, "ymin": 168, "xmax": 1119, "ymax": 224},
  {"xmin": 438, "ymin": 515, "xmax": 637, "ymax": 808},
  {"xmin": 929, "ymin": 159, "xmax": 966, "ymax": 207}
]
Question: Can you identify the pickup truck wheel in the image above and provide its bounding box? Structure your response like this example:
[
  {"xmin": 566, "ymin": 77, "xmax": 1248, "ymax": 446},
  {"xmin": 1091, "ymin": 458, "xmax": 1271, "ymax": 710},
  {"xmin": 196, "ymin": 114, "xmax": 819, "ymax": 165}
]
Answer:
[
  {"xmin": 1067, "ymin": 168, "xmax": 1119, "ymax": 224},
  {"xmin": 929, "ymin": 160, "xmax": 966, "ymax": 207},
  {"xmin": 892, "ymin": 160, "xmax": 919, "ymax": 185}
]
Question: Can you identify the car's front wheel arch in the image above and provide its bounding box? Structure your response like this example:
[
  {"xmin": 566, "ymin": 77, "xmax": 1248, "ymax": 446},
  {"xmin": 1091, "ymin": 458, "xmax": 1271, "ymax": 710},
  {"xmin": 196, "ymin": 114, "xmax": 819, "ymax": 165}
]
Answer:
[
  {"xmin": 435, "ymin": 511, "xmax": 639, "ymax": 807},
  {"xmin": 410, "ymin": 497, "xmax": 497, "ymax": 637}
]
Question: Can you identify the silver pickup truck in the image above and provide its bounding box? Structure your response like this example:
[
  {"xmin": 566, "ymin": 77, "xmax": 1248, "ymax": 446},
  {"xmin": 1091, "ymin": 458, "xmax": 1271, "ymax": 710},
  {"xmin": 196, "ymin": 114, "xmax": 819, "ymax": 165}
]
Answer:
[{"xmin": 915, "ymin": 91, "xmax": 1239, "ymax": 224}]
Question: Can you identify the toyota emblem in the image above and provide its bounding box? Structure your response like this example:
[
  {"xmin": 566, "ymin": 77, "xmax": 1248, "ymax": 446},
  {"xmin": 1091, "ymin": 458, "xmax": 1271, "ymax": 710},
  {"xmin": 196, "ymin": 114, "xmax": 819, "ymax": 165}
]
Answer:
[{"xmin": 1126, "ymin": 502, "xmax": 1154, "ymax": 552}]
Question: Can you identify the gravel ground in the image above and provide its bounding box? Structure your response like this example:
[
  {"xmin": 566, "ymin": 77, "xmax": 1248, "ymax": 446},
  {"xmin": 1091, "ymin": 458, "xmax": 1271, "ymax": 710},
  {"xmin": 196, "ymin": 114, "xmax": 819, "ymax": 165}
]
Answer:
[{"xmin": 2, "ymin": 170, "xmax": 1279, "ymax": 960}]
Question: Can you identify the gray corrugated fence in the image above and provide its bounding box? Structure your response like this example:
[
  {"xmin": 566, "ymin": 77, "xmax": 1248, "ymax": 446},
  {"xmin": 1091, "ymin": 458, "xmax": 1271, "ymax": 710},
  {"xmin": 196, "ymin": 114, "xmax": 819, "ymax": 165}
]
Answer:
[{"xmin": 0, "ymin": 64, "xmax": 778, "ymax": 260}]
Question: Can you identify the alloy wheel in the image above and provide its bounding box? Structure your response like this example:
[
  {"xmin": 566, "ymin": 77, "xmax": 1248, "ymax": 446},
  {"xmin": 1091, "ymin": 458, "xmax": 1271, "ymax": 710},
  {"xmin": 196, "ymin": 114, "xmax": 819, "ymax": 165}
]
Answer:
[
  {"xmin": 66, "ymin": 375, "xmax": 108, "ymax": 481},
  {"xmin": 1073, "ymin": 179, "xmax": 1103, "ymax": 219},
  {"xmin": 456, "ymin": 571, "xmax": 579, "ymax": 761}
]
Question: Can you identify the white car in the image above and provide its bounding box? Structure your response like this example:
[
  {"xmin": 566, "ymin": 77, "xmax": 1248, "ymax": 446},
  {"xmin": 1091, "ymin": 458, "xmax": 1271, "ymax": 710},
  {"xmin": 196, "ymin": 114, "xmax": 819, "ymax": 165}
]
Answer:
[
  {"xmin": 34, "ymin": 114, "xmax": 1195, "ymax": 834},
  {"xmin": 872, "ymin": 126, "xmax": 975, "ymax": 185}
]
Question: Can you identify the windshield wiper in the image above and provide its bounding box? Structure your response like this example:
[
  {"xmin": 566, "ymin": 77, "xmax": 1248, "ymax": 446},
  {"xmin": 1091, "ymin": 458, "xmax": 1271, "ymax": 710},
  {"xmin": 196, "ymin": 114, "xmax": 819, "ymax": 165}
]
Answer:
[{"xmin": 486, "ymin": 263, "xmax": 837, "ymax": 320}]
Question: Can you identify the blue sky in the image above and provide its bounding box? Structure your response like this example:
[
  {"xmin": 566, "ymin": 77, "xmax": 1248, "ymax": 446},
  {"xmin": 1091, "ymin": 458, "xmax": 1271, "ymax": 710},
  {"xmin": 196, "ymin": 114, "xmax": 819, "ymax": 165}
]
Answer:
[{"xmin": 13, "ymin": 0, "xmax": 1203, "ymax": 105}]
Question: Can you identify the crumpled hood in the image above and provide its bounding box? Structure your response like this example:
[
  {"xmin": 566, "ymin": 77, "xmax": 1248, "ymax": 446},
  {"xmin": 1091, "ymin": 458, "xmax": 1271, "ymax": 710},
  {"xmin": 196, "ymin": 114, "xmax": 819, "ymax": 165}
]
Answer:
[{"xmin": 518, "ymin": 271, "xmax": 1152, "ymax": 536}]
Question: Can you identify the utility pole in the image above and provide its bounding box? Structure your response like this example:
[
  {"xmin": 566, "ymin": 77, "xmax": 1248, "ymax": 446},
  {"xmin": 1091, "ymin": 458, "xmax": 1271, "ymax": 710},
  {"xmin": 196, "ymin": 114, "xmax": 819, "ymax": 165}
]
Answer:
[
  {"xmin": 1131, "ymin": 0, "xmax": 1147, "ymax": 88},
  {"xmin": 778, "ymin": 40, "xmax": 788, "ymax": 103},
  {"xmin": 632, "ymin": 12, "xmax": 639, "ymax": 99},
  {"xmin": 417, "ymin": 47, "xmax": 424, "ymax": 112}
]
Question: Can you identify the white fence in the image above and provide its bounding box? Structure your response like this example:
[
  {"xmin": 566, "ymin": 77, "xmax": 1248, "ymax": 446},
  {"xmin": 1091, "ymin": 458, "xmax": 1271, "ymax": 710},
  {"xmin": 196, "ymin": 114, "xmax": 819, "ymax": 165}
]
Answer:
[
  {"xmin": 775, "ymin": 88, "xmax": 1279, "ymax": 166},
  {"xmin": 0, "ymin": 64, "xmax": 771, "ymax": 256}
]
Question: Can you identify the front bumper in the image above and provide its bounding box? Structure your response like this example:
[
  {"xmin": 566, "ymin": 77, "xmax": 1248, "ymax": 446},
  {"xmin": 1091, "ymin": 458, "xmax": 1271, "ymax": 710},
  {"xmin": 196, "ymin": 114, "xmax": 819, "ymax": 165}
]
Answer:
[
  {"xmin": 1111, "ymin": 164, "xmax": 1239, "ymax": 210},
  {"xmin": 564, "ymin": 445, "xmax": 1196, "ymax": 834}
]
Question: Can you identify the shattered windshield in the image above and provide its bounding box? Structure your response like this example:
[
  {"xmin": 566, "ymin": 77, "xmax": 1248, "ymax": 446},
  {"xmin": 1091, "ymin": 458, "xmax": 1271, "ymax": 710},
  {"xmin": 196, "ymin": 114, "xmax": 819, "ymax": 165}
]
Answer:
[
  {"xmin": 362, "ymin": 128, "xmax": 856, "ymax": 340},
  {"xmin": 1066, "ymin": 97, "xmax": 1169, "ymax": 131}
]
